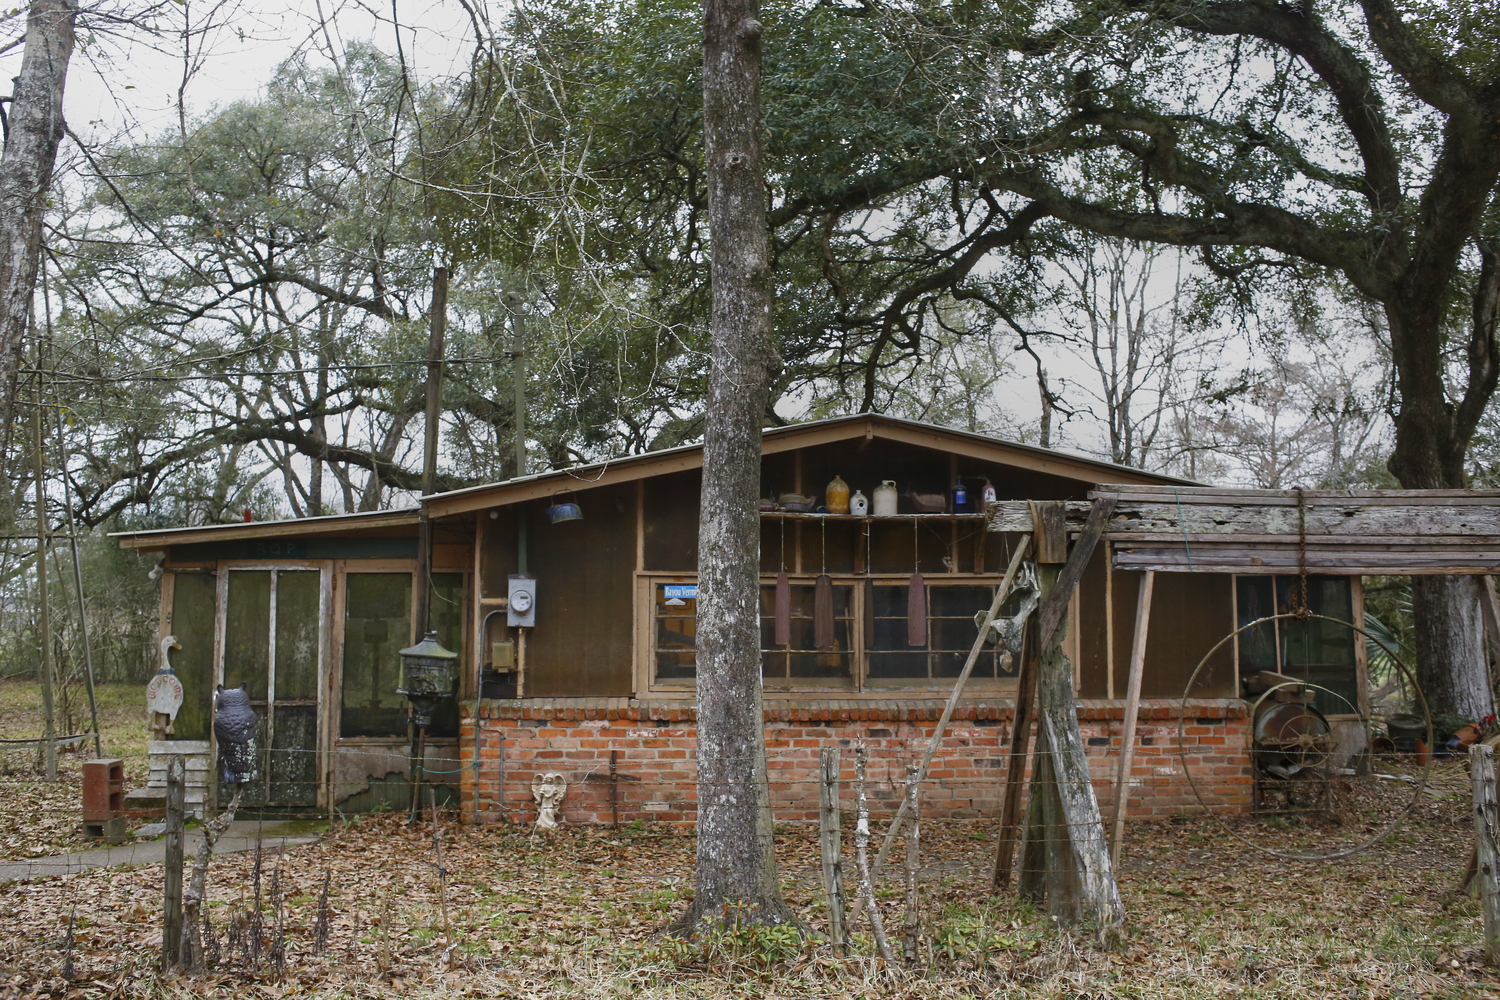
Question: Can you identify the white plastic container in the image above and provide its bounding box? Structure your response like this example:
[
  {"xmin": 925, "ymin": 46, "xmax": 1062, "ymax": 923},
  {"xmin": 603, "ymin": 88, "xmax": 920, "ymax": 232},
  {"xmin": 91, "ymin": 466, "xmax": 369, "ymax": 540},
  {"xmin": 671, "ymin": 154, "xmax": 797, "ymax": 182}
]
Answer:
[{"xmin": 872, "ymin": 480, "xmax": 898, "ymax": 516}]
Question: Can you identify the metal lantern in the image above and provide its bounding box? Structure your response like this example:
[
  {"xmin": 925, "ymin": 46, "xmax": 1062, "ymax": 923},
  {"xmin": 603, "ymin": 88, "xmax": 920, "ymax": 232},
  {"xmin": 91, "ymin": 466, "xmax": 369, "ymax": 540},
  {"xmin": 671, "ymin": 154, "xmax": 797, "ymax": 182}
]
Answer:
[{"xmin": 397, "ymin": 631, "xmax": 459, "ymax": 727}]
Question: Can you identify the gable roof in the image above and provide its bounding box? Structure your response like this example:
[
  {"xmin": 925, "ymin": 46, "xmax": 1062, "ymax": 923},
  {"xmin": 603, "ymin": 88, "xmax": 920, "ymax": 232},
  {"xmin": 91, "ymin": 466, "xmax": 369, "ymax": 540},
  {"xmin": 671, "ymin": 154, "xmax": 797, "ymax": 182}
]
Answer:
[
  {"xmin": 111, "ymin": 414, "xmax": 1197, "ymax": 549},
  {"xmin": 421, "ymin": 413, "xmax": 1196, "ymax": 517}
]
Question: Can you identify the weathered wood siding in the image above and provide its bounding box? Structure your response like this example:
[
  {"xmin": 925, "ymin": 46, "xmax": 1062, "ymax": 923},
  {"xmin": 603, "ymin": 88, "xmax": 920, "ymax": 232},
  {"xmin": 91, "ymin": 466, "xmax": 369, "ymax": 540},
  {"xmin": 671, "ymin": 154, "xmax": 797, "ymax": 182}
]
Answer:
[{"xmin": 1077, "ymin": 551, "xmax": 1236, "ymax": 700}]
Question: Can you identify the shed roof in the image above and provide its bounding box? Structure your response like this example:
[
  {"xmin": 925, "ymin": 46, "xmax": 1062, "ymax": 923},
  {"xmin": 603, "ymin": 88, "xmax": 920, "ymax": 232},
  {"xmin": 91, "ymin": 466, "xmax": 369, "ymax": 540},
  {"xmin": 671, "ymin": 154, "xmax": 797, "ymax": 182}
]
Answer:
[{"xmin": 112, "ymin": 414, "xmax": 1195, "ymax": 549}]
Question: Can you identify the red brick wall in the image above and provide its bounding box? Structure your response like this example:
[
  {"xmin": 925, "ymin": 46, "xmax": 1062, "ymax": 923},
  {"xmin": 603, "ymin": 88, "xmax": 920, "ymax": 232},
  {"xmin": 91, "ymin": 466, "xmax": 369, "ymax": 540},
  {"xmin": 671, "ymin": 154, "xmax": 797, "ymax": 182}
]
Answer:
[{"xmin": 458, "ymin": 699, "xmax": 1251, "ymax": 827}]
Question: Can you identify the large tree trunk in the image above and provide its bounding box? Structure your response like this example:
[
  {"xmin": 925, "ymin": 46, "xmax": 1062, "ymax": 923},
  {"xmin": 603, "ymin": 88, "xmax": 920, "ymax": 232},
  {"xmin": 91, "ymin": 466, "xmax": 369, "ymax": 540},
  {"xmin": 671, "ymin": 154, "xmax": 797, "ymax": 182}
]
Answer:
[
  {"xmin": 1386, "ymin": 295, "xmax": 1497, "ymax": 720},
  {"xmin": 674, "ymin": 0, "xmax": 792, "ymax": 932},
  {"xmin": 1410, "ymin": 575, "xmax": 1492, "ymax": 721},
  {"xmin": 0, "ymin": 1, "xmax": 76, "ymax": 441}
]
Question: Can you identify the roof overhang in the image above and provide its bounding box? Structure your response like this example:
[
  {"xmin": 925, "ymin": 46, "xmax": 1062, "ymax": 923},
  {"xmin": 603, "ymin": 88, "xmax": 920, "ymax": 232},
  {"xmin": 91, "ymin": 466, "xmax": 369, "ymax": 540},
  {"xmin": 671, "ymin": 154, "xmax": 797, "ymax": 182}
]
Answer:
[{"xmin": 111, "ymin": 508, "xmax": 421, "ymax": 551}]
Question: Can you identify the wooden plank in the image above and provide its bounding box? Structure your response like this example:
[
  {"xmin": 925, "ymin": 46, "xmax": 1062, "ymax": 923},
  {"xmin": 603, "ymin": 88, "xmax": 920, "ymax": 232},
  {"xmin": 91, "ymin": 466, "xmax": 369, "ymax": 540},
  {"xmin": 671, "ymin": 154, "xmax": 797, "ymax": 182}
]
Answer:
[
  {"xmin": 1104, "ymin": 541, "xmax": 1115, "ymax": 702},
  {"xmin": 1471, "ymin": 744, "xmax": 1500, "ymax": 965},
  {"xmin": 1108, "ymin": 571, "xmax": 1153, "ymax": 869},
  {"xmin": 1091, "ymin": 484, "xmax": 1500, "ymax": 502},
  {"xmin": 1112, "ymin": 546, "xmax": 1500, "ymax": 575}
]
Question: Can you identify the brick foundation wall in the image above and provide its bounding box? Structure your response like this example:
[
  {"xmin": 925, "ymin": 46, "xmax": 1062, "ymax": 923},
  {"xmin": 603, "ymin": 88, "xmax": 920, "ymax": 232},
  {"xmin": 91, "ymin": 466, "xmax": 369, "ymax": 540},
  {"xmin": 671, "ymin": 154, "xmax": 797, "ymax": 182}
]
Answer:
[{"xmin": 458, "ymin": 698, "xmax": 1252, "ymax": 827}]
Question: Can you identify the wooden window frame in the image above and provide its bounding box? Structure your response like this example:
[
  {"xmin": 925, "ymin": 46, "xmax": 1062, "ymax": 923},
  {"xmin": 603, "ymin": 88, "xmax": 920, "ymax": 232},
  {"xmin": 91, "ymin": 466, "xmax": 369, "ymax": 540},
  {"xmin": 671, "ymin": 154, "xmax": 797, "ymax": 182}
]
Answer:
[{"xmin": 635, "ymin": 570, "xmax": 1028, "ymax": 697}]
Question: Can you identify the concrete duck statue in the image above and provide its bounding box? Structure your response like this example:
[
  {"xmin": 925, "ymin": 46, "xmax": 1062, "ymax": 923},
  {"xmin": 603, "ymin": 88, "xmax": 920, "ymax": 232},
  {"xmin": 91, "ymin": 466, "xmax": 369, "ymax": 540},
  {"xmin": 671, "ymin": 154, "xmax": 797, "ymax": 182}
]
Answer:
[{"xmin": 213, "ymin": 684, "xmax": 260, "ymax": 784}]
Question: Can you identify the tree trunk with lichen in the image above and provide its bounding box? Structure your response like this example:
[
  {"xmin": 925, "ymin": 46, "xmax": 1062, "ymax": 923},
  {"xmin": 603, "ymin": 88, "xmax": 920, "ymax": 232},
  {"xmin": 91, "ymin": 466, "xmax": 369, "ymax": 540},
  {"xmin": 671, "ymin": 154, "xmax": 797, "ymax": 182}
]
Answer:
[
  {"xmin": 0, "ymin": 0, "xmax": 75, "ymax": 445},
  {"xmin": 672, "ymin": 0, "xmax": 794, "ymax": 933},
  {"xmin": 1385, "ymin": 284, "xmax": 1499, "ymax": 722}
]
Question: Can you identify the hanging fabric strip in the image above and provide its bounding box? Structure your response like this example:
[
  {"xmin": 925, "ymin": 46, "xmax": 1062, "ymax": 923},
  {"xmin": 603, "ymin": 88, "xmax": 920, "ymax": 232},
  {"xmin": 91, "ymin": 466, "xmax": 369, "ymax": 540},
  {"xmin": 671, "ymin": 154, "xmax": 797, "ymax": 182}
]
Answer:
[
  {"xmin": 908, "ymin": 518, "xmax": 927, "ymax": 646},
  {"xmin": 907, "ymin": 572, "xmax": 927, "ymax": 646},
  {"xmin": 815, "ymin": 573, "xmax": 835, "ymax": 649},
  {"xmin": 775, "ymin": 571, "xmax": 791, "ymax": 646},
  {"xmin": 864, "ymin": 576, "xmax": 876, "ymax": 648}
]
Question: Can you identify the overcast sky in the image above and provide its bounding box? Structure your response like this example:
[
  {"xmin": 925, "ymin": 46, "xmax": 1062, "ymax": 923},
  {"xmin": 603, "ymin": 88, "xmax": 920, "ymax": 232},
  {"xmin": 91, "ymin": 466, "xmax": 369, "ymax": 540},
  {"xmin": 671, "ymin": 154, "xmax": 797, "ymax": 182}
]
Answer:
[{"xmin": 33, "ymin": 0, "xmax": 479, "ymax": 145}]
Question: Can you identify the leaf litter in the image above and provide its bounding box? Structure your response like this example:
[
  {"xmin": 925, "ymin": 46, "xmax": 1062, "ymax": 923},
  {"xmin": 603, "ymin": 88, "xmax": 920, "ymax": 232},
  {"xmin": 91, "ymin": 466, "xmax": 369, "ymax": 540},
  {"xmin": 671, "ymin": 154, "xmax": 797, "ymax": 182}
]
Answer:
[{"xmin": 0, "ymin": 757, "xmax": 1494, "ymax": 1000}]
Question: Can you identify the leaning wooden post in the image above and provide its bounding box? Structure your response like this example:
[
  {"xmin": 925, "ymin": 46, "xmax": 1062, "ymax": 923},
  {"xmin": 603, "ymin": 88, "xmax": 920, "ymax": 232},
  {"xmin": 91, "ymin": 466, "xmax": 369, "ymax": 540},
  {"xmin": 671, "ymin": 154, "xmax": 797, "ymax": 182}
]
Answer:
[
  {"xmin": 853, "ymin": 538, "xmax": 1029, "ymax": 916},
  {"xmin": 1017, "ymin": 498, "xmax": 1124, "ymax": 928},
  {"xmin": 1108, "ymin": 570, "xmax": 1154, "ymax": 869},
  {"xmin": 818, "ymin": 746, "xmax": 848, "ymax": 955},
  {"xmin": 162, "ymin": 755, "xmax": 185, "ymax": 966},
  {"xmin": 902, "ymin": 763, "xmax": 921, "ymax": 964},
  {"xmin": 1472, "ymin": 743, "xmax": 1500, "ymax": 964},
  {"xmin": 853, "ymin": 747, "xmax": 893, "ymax": 964},
  {"xmin": 993, "ymin": 613, "xmax": 1038, "ymax": 887}
]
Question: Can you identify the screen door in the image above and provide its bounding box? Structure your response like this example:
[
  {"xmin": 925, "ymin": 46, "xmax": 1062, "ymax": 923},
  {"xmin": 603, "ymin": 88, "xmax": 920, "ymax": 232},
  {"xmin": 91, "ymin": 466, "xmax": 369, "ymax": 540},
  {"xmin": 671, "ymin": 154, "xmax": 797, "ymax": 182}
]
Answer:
[{"xmin": 221, "ymin": 568, "xmax": 324, "ymax": 807}]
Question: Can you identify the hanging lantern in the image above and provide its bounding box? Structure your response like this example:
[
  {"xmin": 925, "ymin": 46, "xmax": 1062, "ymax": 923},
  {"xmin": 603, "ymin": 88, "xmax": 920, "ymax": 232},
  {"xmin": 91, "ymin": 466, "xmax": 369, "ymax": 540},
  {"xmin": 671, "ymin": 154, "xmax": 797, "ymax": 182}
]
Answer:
[{"xmin": 397, "ymin": 631, "xmax": 459, "ymax": 727}]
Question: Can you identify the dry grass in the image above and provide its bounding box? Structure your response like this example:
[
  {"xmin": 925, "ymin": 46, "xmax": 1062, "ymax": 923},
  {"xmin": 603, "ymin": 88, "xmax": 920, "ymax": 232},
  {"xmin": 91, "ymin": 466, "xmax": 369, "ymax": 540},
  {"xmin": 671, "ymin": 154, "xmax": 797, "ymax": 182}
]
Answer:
[
  {"xmin": 0, "ymin": 756, "xmax": 1494, "ymax": 999},
  {"xmin": 0, "ymin": 679, "xmax": 151, "ymax": 860}
]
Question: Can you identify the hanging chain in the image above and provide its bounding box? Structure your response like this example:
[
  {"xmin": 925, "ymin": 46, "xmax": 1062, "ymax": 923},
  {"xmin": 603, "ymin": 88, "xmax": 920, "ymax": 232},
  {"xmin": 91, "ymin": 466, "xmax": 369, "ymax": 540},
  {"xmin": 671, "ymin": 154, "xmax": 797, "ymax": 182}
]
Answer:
[{"xmin": 1294, "ymin": 486, "xmax": 1311, "ymax": 619}]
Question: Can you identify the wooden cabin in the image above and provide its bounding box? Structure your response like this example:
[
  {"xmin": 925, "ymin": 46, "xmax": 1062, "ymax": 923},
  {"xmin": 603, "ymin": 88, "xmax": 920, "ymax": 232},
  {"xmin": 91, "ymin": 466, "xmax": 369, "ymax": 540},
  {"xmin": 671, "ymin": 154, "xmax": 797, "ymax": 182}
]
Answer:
[{"xmin": 114, "ymin": 415, "xmax": 1366, "ymax": 822}]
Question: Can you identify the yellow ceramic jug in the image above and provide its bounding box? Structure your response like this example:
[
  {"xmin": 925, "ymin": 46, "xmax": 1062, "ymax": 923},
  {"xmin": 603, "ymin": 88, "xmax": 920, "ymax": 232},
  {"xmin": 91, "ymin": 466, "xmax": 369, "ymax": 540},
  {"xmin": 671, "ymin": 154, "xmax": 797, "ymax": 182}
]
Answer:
[{"xmin": 825, "ymin": 474, "xmax": 851, "ymax": 514}]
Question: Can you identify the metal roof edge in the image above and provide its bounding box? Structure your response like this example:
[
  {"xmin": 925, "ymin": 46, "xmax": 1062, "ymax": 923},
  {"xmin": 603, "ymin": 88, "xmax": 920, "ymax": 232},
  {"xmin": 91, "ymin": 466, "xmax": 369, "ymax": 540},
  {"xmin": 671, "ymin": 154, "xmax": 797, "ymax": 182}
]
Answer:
[{"xmin": 110, "ymin": 507, "xmax": 422, "ymax": 548}]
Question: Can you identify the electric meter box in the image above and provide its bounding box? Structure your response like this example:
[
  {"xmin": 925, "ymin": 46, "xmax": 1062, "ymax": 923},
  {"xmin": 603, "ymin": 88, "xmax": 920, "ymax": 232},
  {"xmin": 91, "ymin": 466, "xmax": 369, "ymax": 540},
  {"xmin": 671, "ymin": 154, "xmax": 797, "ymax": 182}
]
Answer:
[{"xmin": 507, "ymin": 575, "xmax": 537, "ymax": 627}]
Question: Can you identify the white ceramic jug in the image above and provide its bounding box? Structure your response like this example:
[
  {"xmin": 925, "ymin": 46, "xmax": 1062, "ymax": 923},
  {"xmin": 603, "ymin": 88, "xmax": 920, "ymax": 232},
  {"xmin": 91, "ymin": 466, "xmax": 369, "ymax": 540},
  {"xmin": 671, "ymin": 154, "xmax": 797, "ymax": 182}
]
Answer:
[{"xmin": 872, "ymin": 480, "xmax": 898, "ymax": 516}]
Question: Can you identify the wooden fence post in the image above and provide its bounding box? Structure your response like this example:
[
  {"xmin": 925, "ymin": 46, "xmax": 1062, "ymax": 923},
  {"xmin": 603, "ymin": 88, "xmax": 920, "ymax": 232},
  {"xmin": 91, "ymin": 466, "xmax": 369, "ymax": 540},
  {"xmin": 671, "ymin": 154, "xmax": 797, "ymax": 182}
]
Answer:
[
  {"xmin": 853, "ymin": 747, "xmax": 893, "ymax": 964},
  {"xmin": 818, "ymin": 747, "xmax": 847, "ymax": 955},
  {"xmin": 1472, "ymin": 743, "xmax": 1500, "ymax": 964},
  {"xmin": 162, "ymin": 755, "xmax": 185, "ymax": 966},
  {"xmin": 902, "ymin": 763, "xmax": 921, "ymax": 964}
]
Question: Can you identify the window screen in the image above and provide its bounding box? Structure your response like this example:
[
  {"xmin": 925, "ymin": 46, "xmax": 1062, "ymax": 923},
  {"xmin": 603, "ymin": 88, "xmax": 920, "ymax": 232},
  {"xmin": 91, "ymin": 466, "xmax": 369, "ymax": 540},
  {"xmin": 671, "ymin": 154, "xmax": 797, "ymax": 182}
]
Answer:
[
  {"xmin": 867, "ymin": 582, "xmax": 1017, "ymax": 685},
  {"xmin": 758, "ymin": 583, "xmax": 855, "ymax": 687},
  {"xmin": 341, "ymin": 573, "xmax": 412, "ymax": 737},
  {"xmin": 1235, "ymin": 575, "xmax": 1358, "ymax": 716}
]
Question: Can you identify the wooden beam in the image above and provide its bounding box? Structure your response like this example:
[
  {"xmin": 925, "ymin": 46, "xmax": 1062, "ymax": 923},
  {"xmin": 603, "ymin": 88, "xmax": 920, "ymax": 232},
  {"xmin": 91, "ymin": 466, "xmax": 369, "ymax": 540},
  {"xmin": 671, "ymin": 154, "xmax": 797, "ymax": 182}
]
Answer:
[
  {"xmin": 1003, "ymin": 498, "xmax": 1121, "ymax": 930},
  {"xmin": 1108, "ymin": 570, "xmax": 1153, "ymax": 870},
  {"xmin": 1033, "ymin": 501, "xmax": 1070, "ymax": 564},
  {"xmin": 1036, "ymin": 498, "xmax": 1118, "ymax": 653},
  {"xmin": 1017, "ymin": 550, "xmax": 1124, "ymax": 926},
  {"xmin": 992, "ymin": 498, "xmax": 1500, "ymax": 537}
]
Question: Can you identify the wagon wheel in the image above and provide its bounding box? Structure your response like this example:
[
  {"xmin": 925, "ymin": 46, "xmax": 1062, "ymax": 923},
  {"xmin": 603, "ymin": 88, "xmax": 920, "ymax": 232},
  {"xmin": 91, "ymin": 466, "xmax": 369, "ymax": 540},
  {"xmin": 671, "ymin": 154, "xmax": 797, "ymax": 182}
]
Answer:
[{"xmin": 1177, "ymin": 613, "xmax": 1432, "ymax": 862}]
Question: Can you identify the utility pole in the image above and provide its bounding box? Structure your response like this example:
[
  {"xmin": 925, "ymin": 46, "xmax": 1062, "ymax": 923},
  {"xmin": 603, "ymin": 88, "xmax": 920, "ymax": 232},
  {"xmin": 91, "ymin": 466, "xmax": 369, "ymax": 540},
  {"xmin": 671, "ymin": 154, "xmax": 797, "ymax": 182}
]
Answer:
[
  {"xmin": 505, "ymin": 293, "xmax": 527, "ymax": 574},
  {"xmin": 414, "ymin": 266, "xmax": 448, "ymax": 634},
  {"xmin": 32, "ymin": 380, "xmax": 56, "ymax": 779}
]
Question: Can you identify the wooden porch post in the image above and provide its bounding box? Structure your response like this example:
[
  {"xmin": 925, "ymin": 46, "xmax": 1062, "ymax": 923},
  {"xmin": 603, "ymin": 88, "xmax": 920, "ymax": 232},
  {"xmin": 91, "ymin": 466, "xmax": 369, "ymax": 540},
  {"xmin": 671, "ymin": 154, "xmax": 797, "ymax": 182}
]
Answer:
[{"xmin": 1109, "ymin": 570, "xmax": 1153, "ymax": 869}]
